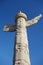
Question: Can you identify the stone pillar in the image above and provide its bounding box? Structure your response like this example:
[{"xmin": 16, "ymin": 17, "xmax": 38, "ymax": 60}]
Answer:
[
  {"xmin": 3, "ymin": 11, "xmax": 42, "ymax": 65},
  {"xmin": 13, "ymin": 11, "xmax": 30, "ymax": 65}
]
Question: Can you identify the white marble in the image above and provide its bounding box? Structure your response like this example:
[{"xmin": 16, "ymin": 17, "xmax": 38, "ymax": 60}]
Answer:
[{"xmin": 3, "ymin": 11, "xmax": 42, "ymax": 65}]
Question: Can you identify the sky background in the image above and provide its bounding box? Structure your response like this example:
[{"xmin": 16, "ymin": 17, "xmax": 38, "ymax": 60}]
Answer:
[{"xmin": 0, "ymin": 0, "xmax": 43, "ymax": 65}]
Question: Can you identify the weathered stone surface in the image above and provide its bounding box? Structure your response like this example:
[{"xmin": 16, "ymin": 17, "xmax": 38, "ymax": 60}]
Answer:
[{"xmin": 14, "ymin": 17, "xmax": 30, "ymax": 65}]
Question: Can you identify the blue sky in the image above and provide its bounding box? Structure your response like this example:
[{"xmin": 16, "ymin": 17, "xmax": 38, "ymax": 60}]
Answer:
[{"xmin": 0, "ymin": 0, "xmax": 43, "ymax": 65}]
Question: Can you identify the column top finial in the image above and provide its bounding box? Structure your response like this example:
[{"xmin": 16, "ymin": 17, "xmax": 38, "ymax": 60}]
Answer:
[{"xmin": 15, "ymin": 11, "xmax": 27, "ymax": 21}]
